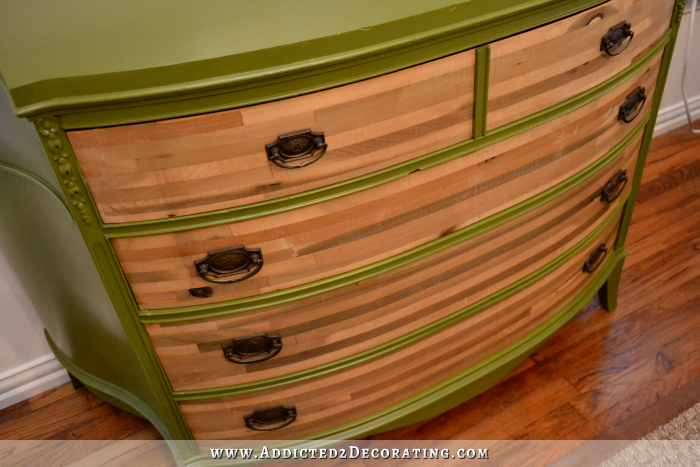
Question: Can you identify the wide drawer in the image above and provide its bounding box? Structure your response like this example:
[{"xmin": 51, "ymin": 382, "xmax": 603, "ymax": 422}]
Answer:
[
  {"xmin": 113, "ymin": 54, "xmax": 661, "ymax": 311},
  {"xmin": 179, "ymin": 211, "xmax": 623, "ymax": 440},
  {"xmin": 487, "ymin": 0, "xmax": 673, "ymax": 131},
  {"xmin": 67, "ymin": 50, "xmax": 475, "ymax": 223},
  {"xmin": 147, "ymin": 133, "xmax": 641, "ymax": 392}
]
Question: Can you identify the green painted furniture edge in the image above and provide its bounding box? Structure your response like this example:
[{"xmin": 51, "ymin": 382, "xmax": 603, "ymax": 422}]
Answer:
[
  {"xmin": 139, "ymin": 116, "xmax": 648, "ymax": 323},
  {"xmin": 180, "ymin": 250, "xmax": 629, "ymax": 466},
  {"xmin": 615, "ymin": 10, "xmax": 684, "ymax": 251},
  {"xmin": 173, "ymin": 196, "xmax": 628, "ymax": 400},
  {"xmin": 101, "ymin": 34, "xmax": 669, "ymax": 239},
  {"xmin": 473, "ymin": 45, "xmax": 491, "ymax": 139},
  {"xmin": 13, "ymin": 0, "xmax": 614, "ymax": 129},
  {"xmin": 46, "ymin": 329, "xmax": 194, "ymax": 467},
  {"xmin": 45, "ymin": 329, "xmax": 171, "ymax": 437},
  {"xmin": 0, "ymin": 160, "xmax": 72, "ymax": 219},
  {"xmin": 32, "ymin": 121, "xmax": 197, "ymax": 448}
]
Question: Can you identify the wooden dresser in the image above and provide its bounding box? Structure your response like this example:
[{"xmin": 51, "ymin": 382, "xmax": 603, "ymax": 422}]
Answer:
[{"xmin": 0, "ymin": 0, "xmax": 686, "ymax": 463}]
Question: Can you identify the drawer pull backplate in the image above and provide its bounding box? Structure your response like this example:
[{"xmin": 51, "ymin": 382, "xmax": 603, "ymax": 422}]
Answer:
[
  {"xmin": 222, "ymin": 333, "xmax": 283, "ymax": 364},
  {"xmin": 618, "ymin": 87, "xmax": 647, "ymax": 123},
  {"xmin": 244, "ymin": 405, "xmax": 297, "ymax": 431},
  {"xmin": 601, "ymin": 170, "xmax": 629, "ymax": 204},
  {"xmin": 194, "ymin": 245, "xmax": 263, "ymax": 284},
  {"xmin": 266, "ymin": 129, "xmax": 327, "ymax": 169},
  {"xmin": 601, "ymin": 21, "xmax": 634, "ymax": 56},
  {"xmin": 583, "ymin": 244, "xmax": 608, "ymax": 274}
]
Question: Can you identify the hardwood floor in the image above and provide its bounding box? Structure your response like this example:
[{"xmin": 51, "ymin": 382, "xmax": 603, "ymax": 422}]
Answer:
[{"xmin": 0, "ymin": 124, "xmax": 698, "ymax": 442}]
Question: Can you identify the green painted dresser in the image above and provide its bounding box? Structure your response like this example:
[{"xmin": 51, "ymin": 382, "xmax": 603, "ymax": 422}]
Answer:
[{"xmin": 0, "ymin": 0, "xmax": 686, "ymax": 463}]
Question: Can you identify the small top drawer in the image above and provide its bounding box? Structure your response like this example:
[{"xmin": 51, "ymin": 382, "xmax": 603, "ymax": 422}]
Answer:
[
  {"xmin": 487, "ymin": 0, "xmax": 673, "ymax": 131},
  {"xmin": 67, "ymin": 50, "xmax": 475, "ymax": 224}
]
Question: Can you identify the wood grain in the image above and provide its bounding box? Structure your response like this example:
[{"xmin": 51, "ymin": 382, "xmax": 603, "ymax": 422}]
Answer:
[
  {"xmin": 179, "ymin": 218, "xmax": 622, "ymax": 441},
  {"xmin": 67, "ymin": 50, "xmax": 475, "ymax": 223},
  {"xmin": 487, "ymin": 0, "xmax": 673, "ymax": 131},
  {"xmin": 2, "ymin": 123, "xmax": 698, "ymax": 444},
  {"xmin": 373, "ymin": 124, "xmax": 700, "ymax": 441},
  {"xmin": 146, "ymin": 135, "xmax": 641, "ymax": 392},
  {"xmin": 112, "ymin": 56, "xmax": 661, "ymax": 311},
  {"xmin": 0, "ymin": 384, "xmax": 160, "ymax": 440}
]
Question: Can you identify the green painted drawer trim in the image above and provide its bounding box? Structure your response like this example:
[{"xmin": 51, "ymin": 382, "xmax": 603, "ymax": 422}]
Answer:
[
  {"xmin": 304, "ymin": 249, "xmax": 630, "ymax": 441},
  {"xmin": 102, "ymin": 33, "xmax": 668, "ymax": 239},
  {"xmin": 473, "ymin": 45, "xmax": 491, "ymax": 138},
  {"xmin": 140, "ymin": 117, "xmax": 648, "ymax": 324},
  {"xmin": 0, "ymin": 160, "xmax": 72, "ymax": 219},
  {"xmin": 16, "ymin": 0, "xmax": 616, "ymax": 129},
  {"xmin": 180, "ymin": 249, "xmax": 628, "ymax": 465},
  {"xmin": 173, "ymin": 196, "xmax": 627, "ymax": 400}
]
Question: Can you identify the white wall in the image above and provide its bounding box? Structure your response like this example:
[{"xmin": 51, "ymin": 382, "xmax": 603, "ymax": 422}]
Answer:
[
  {"xmin": 655, "ymin": 1, "xmax": 700, "ymax": 135},
  {"xmin": 0, "ymin": 246, "xmax": 69, "ymax": 410},
  {"xmin": 0, "ymin": 5, "xmax": 698, "ymax": 410}
]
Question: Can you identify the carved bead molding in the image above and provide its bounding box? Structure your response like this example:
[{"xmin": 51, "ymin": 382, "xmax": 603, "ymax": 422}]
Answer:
[
  {"xmin": 675, "ymin": 0, "xmax": 686, "ymax": 24},
  {"xmin": 35, "ymin": 118, "xmax": 91, "ymax": 224}
]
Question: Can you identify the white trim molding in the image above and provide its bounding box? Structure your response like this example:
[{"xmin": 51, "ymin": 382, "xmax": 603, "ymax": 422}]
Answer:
[
  {"xmin": 654, "ymin": 94, "xmax": 700, "ymax": 136},
  {"xmin": 0, "ymin": 353, "xmax": 69, "ymax": 410}
]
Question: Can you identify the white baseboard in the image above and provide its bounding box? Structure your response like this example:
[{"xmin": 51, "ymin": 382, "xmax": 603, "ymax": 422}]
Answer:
[
  {"xmin": 654, "ymin": 94, "xmax": 700, "ymax": 136},
  {"xmin": 0, "ymin": 353, "xmax": 70, "ymax": 410}
]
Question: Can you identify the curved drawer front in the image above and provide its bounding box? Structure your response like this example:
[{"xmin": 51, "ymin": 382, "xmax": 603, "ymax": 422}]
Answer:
[
  {"xmin": 487, "ymin": 0, "xmax": 672, "ymax": 131},
  {"xmin": 179, "ymin": 213, "xmax": 623, "ymax": 440},
  {"xmin": 147, "ymin": 134, "xmax": 641, "ymax": 392},
  {"xmin": 113, "ymin": 55, "xmax": 660, "ymax": 311},
  {"xmin": 67, "ymin": 50, "xmax": 475, "ymax": 223}
]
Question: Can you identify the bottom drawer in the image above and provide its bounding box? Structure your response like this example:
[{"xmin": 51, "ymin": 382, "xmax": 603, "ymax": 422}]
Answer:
[{"xmin": 179, "ymin": 210, "xmax": 623, "ymax": 440}]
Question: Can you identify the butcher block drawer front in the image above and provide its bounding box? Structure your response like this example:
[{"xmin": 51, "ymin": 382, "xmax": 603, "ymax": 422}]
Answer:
[
  {"xmin": 147, "ymin": 133, "xmax": 641, "ymax": 392},
  {"xmin": 112, "ymin": 55, "xmax": 660, "ymax": 311},
  {"xmin": 179, "ymin": 213, "xmax": 622, "ymax": 440},
  {"xmin": 66, "ymin": 50, "xmax": 475, "ymax": 224},
  {"xmin": 487, "ymin": 0, "xmax": 672, "ymax": 131}
]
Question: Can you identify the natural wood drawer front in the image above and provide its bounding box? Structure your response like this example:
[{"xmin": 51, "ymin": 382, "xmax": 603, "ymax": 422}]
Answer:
[
  {"xmin": 179, "ymin": 214, "xmax": 622, "ymax": 440},
  {"xmin": 487, "ymin": 0, "xmax": 672, "ymax": 131},
  {"xmin": 66, "ymin": 50, "xmax": 475, "ymax": 224},
  {"xmin": 146, "ymin": 134, "xmax": 640, "ymax": 392},
  {"xmin": 113, "ymin": 55, "xmax": 660, "ymax": 311}
]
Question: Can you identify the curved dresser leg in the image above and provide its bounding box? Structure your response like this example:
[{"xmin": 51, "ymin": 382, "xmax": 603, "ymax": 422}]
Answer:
[
  {"xmin": 68, "ymin": 373, "xmax": 85, "ymax": 390},
  {"xmin": 598, "ymin": 256, "xmax": 626, "ymax": 312}
]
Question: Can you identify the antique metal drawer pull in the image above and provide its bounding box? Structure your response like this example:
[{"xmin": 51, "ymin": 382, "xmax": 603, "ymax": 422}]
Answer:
[
  {"xmin": 244, "ymin": 405, "xmax": 297, "ymax": 431},
  {"xmin": 266, "ymin": 129, "xmax": 327, "ymax": 169},
  {"xmin": 601, "ymin": 21, "xmax": 634, "ymax": 56},
  {"xmin": 618, "ymin": 87, "xmax": 647, "ymax": 123},
  {"xmin": 600, "ymin": 170, "xmax": 628, "ymax": 204},
  {"xmin": 222, "ymin": 333, "xmax": 282, "ymax": 364},
  {"xmin": 583, "ymin": 244, "xmax": 608, "ymax": 274},
  {"xmin": 194, "ymin": 245, "xmax": 263, "ymax": 284}
]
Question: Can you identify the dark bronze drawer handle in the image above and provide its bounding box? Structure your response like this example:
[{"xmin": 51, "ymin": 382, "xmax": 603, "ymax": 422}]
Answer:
[
  {"xmin": 222, "ymin": 333, "xmax": 282, "ymax": 364},
  {"xmin": 601, "ymin": 170, "xmax": 628, "ymax": 204},
  {"xmin": 618, "ymin": 87, "xmax": 647, "ymax": 123},
  {"xmin": 244, "ymin": 405, "xmax": 297, "ymax": 431},
  {"xmin": 601, "ymin": 21, "xmax": 634, "ymax": 56},
  {"xmin": 266, "ymin": 129, "xmax": 327, "ymax": 169},
  {"xmin": 583, "ymin": 244, "xmax": 608, "ymax": 274},
  {"xmin": 194, "ymin": 245, "xmax": 263, "ymax": 284}
]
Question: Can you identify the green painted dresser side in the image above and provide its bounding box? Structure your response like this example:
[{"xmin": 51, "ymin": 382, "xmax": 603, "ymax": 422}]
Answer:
[{"xmin": 0, "ymin": 90, "xmax": 168, "ymax": 434}]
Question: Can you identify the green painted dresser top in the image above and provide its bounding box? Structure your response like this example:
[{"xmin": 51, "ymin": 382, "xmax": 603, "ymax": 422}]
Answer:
[{"xmin": 0, "ymin": 0, "xmax": 611, "ymax": 127}]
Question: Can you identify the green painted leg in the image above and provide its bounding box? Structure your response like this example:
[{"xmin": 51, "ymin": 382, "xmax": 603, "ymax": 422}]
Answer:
[
  {"xmin": 598, "ymin": 256, "xmax": 625, "ymax": 312},
  {"xmin": 68, "ymin": 373, "xmax": 85, "ymax": 390}
]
